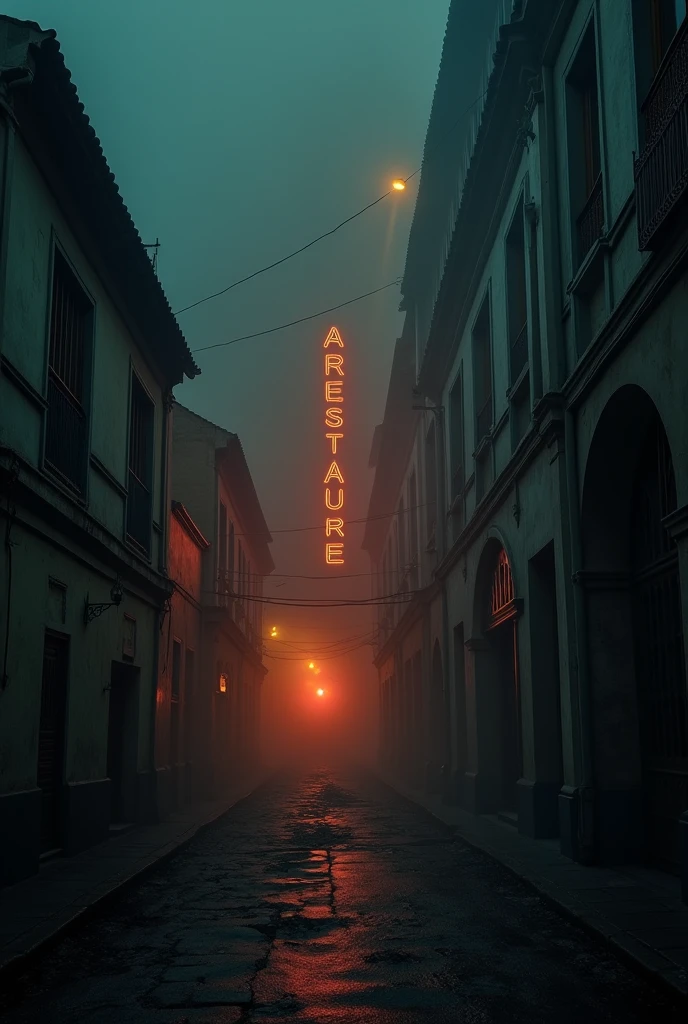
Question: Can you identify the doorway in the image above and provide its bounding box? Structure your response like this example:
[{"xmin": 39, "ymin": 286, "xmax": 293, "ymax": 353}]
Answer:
[
  {"xmin": 491, "ymin": 620, "xmax": 520, "ymax": 813},
  {"xmin": 37, "ymin": 631, "xmax": 69, "ymax": 853},
  {"xmin": 474, "ymin": 543, "xmax": 522, "ymax": 816},
  {"xmin": 107, "ymin": 662, "xmax": 139, "ymax": 825}
]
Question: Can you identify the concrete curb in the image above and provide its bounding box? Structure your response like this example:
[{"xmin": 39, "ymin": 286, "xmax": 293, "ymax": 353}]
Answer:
[
  {"xmin": 376, "ymin": 771, "xmax": 688, "ymax": 1005},
  {"xmin": 0, "ymin": 775, "xmax": 270, "ymax": 987}
]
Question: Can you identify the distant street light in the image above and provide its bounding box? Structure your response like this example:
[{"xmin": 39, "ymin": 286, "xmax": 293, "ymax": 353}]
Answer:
[
  {"xmin": 308, "ymin": 661, "xmax": 315, "ymax": 670},
  {"xmin": 316, "ymin": 688, "xmax": 325, "ymax": 698},
  {"xmin": 270, "ymin": 626, "xmax": 278, "ymax": 638},
  {"xmin": 392, "ymin": 179, "xmax": 406, "ymax": 191}
]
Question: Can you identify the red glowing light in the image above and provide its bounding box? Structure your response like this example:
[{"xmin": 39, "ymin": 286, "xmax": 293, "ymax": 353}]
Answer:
[{"xmin": 316, "ymin": 688, "xmax": 325, "ymax": 697}]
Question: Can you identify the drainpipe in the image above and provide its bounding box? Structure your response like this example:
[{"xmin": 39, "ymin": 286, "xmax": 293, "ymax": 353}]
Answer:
[{"xmin": 539, "ymin": 63, "xmax": 595, "ymax": 863}]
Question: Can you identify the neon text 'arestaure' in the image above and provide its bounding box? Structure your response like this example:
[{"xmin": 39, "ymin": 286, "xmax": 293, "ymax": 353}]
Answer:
[{"xmin": 323, "ymin": 326, "xmax": 344, "ymax": 565}]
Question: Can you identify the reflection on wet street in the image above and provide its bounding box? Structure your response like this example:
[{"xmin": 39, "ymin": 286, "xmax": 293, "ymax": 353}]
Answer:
[{"xmin": 2, "ymin": 767, "xmax": 681, "ymax": 1022}]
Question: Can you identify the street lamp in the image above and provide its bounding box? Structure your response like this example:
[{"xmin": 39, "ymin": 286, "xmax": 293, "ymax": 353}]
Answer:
[
  {"xmin": 270, "ymin": 625, "xmax": 278, "ymax": 638},
  {"xmin": 392, "ymin": 179, "xmax": 406, "ymax": 191}
]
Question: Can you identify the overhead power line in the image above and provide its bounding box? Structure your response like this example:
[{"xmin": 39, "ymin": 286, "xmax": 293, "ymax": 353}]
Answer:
[
  {"xmin": 192, "ymin": 279, "xmax": 400, "ymax": 354},
  {"xmin": 229, "ymin": 499, "xmax": 435, "ymax": 540},
  {"xmin": 174, "ymin": 88, "xmax": 489, "ymax": 317}
]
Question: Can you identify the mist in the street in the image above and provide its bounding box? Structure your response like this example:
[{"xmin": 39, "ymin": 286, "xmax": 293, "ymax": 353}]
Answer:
[{"xmin": 2, "ymin": 0, "xmax": 688, "ymax": 1019}]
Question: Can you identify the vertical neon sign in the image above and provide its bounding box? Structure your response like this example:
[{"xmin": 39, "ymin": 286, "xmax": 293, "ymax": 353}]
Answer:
[{"xmin": 324, "ymin": 326, "xmax": 344, "ymax": 565}]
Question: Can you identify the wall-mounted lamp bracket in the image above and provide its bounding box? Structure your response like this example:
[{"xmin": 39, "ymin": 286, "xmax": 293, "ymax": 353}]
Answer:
[{"xmin": 84, "ymin": 576, "xmax": 123, "ymax": 626}]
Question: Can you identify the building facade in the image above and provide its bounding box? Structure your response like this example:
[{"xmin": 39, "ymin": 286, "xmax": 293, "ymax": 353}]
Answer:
[
  {"xmin": 171, "ymin": 404, "xmax": 273, "ymax": 794},
  {"xmin": 155, "ymin": 502, "xmax": 208, "ymax": 818},
  {"xmin": 365, "ymin": 0, "xmax": 688, "ymax": 899},
  {"xmin": 0, "ymin": 19, "xmax": 199, "ymax": 884}
]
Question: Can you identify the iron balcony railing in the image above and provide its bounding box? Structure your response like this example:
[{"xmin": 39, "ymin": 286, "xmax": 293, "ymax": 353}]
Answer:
[
  {"xmin": 634, "ymin": 19, "xmax": 688, "ymax": 251},
  {"xmin": 476, "ymin": 393, "xmax": 493, "ymax": 443},
  {"xmin": 45, "ymin": 374, "xmax": 87, "ymax": 492},
  {"xmin": 510, "ymin": 321, "xmax": 528, "ymax": 382},
  {"xmin": 126, "ymin": 469, "xmax": 152, "ymax": 554},
  {"xmin": 577, "ymin": 173, "xmax": 604, "ymax": 264}
]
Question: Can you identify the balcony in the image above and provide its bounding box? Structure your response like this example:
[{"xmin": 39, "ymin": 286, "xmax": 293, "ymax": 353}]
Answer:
[
  {"xmin": 126, "ymin": 469, "xmax": 152, "ymax": 554},
  {"xmin": 45, "ymin": 374, "xmax": 87, "ymax": 493},
  {"xmin": 634, "ymin": 19, "xmax": 688, "ymax": 251},
  {"xmin": 576, "ymin": 173, "xmax": 604, "ymax": 264}
]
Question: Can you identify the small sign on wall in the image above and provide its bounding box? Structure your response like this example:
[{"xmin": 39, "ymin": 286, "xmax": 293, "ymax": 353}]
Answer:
[{"xmin": 123, "ymin": 614, "xmax": 136, "ymax": 660}]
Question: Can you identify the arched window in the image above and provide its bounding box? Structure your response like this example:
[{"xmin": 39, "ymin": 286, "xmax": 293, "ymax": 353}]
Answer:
[{"xmin": 487, "ymin": 548, "xmax": 515, "ymax": 629}]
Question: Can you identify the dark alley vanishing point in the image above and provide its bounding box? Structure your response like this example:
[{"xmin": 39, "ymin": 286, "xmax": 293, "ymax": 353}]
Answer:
[{"xmin": 1, "ymin": 768, "xmax": 683, "ymax": 1024}]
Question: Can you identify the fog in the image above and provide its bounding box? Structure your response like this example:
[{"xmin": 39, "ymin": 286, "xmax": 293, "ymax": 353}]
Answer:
[{"xmin": 6, "ymin": 0, "xmax": 450, "ymax": 764}]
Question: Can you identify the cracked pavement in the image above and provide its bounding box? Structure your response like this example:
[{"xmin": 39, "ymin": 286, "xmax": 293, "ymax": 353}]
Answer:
[{"xmin": 1, "ymin": 767, "xmax": 683, "ymax": 1022}]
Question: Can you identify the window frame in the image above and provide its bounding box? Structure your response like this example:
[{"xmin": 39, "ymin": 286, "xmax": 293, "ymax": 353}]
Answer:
[{"xmin": 43, "ymin": 240, "xmax": 95, "ymax": 498}]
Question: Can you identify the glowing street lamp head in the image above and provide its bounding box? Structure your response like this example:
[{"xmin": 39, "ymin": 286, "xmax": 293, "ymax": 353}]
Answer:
[
  {"xmin": 270, "ymin": 626, "xmax": 278, "ymax": 638},
  {"xmin": 392, "ymin": 179, "xmax": 406, "ymax": 191},
  {"xmin": 308, "ymin": 661, "xmax": 315, "ymax": 670},
  {"xmin": 316, "ymin": 688, "xmax": 325, "ymax": 697}
]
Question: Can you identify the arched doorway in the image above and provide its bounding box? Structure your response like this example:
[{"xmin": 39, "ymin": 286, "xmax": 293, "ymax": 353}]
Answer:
[
  {"xmin": 470, "ymin": 541, "xmax": 522, "ymax": 814},
  {"xmin": 581, "ymin": 386, "xmax": 687, "ymax": 870},
  {"xmin": 486, "ymin": 549, "xmax": 521, "ymax": 812}
]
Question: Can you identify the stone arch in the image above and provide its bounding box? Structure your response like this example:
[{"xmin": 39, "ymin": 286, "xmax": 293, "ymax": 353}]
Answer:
[
  {"xmin": 465, "ymin": 537, "xmax": 523, "ymax": 815},
  {"xmin": 580, "ymin": 384, "xmax": 687, "ymax": 869}
]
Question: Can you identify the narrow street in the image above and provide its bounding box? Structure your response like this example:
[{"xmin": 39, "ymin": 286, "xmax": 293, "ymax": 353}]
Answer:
[{"xmin": 1, "ymin": 768, "xmax": 682, "ymax": 1023}]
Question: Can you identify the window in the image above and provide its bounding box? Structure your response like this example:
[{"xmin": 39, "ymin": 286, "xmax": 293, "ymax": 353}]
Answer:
[
  {"xmin": 424, "ymin": 420, "xmax": 437, "ymax": 544},
  {"xmin": 650, "ymin": 0, "xmax": 687, "ymax": 71},
  {"xmin": 126, "ymin": 375, "xmax": 154, "ymax": 554},
  {"xmin": 567, "ymin": 24, "xmax": 604, "ymax": 265},
  {"xmin": 45, "ymin": 249, "xmax": 93, "ymax": 492},
  {"xmin": 472, "ymin": 294, "xmax": 493, "ymax": 444},
  {"xmin": 449, "ymin": 372, "xmax": 465, "ymax": 501},
  {"xmin": 506, "ymin": 200, "xmax": 528, "ymax": 383},
  {"xmin": 633, "ymin": 0, "xmax": 688, "ymax": 249}
]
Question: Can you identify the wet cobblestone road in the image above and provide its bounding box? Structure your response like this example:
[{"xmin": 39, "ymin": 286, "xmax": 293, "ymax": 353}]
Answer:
[{"xmin": 1, "ymin": 768, "xmax": 683, "ymax": 1023}]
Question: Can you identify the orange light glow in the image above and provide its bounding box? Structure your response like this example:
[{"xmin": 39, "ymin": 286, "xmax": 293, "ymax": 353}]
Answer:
[
  {"xmin": 326, "ymin": 432, "xmax": 343, "ymax": 453},
  {"xmin": 325, "ymin": 407, "xmax": 343, "ymax": 428},
  {"xmin": 392, "ymin": 179, "xmax": 406, "ymax": 191},
  {"xmin": 316, "ymin": 688, "xmax": 325, "ymax": 697},
  {"xmin": 325, "ymin": 353, "xmax": 344, "ymax": 376},
  {"xmin": 324, "ymin": 461, "xmax": 344, "ymax": 484},
  {"xmin": 323, "ymin": 327, "xmax": 344, "ymax": 348},
  {"xmin": 326, "ymin": 542, "xmax": 344, "ymax": 565},
  {"xmin": 323, "ymin": 327, "xmax": 345, "ymax": 565},
  {"xmin": 325, "ymin": 487, "xmax": 344, "ymax": 510},
  {"xmin": 219, "ymin": 673, "xmax": 227, "ymax": 693},
  {"xmin": 325, "ymin": 380, "xmax": 344, "ymax": 403},
  {"xmin": 308, "ymin": 661, "xmax": 315, "ymax": 670},
  {"xmin": 326, "ymin": 517, "xmax": 344, "ymax": 538},
  {"xmin": 270, "ymin": 626, "xmax": 278, "ymax": 638}
]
